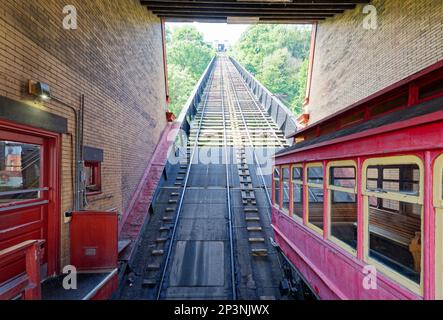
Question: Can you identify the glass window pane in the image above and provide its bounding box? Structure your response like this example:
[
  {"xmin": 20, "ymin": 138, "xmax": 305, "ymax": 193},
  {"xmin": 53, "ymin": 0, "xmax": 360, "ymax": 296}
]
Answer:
[
  {"xmin": 274, "ymin": 184, "xmax": 280, "ymax": 208},
  {"xmin": 330, "ymin": 166, "xmax": 356, "ymax": 188},
  {"xmin": 333, "ymin": 191, "xmax": 356, "ymax": 203},
  {"xmin": 308, "ymin": 186, "xmax": 323, "ymax": 230},
  {"xmin": 331, "ymin": 190, "xmax": 357, "ymax": 249},
  {"xmin": 273, "ymin": 167, "xmax": 280, "ymax": 179},
  {"xmin": 293, "ymin": 184, "xmax": 303, "ymax": 219},
  {"xmin": 367, "ymin": 168, "xmax": 378, "ymax": 179},
  {"xmin": 292, "ymin": 167, "xmax": 302, "ymax": 180},
  {"xmin": 368, "ymin": 196, "xmax": 421, "ymax": 284},
  {"xmin": 282, "ymin": 168, "xmax": 290, "ymax": 212},
  {"xmin": 366, "ymin": 164, "xmax": 420, "ymax": 196},
  {"xmin": 308, "ymin": 166, "xmax": 323, "ymax": 184},
  {"xmin": 0, "ymin": 141, "xmax": 41, "ymax": 204}
]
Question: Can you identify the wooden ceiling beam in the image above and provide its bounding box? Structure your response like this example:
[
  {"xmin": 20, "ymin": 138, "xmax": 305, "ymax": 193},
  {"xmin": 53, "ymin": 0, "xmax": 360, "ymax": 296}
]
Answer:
[
  {"xmin": 144, "ymin": 0, "xmax": 368, "ymax": 22},
  {"xmin": 141, "ymin": 1, "xmax": 361, "ymax": 10},
  {"xmin": 158, "ymin": 13, "xmax": 328, "ymax": 19},
  {"xmin": 154, "ymin": 11, "xmax": 336, "ymax": 17},
  {"xmin": 152, "ymin": 8, "xmax": 345, "ymax": 14},
  {"xmin": 141, "ymin": 0, "xmax": 368, "ymax": 5}
]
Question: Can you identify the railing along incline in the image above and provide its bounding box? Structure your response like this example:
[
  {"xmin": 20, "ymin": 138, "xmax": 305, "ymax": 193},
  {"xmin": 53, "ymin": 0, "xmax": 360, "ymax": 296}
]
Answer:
[
  {"xmin": 169, "ymin": 56, "xmax": 216, "ymax": 160},
  {"xmin": 229, "ymin": 57, "xmax": 298, "ymax": 143}
]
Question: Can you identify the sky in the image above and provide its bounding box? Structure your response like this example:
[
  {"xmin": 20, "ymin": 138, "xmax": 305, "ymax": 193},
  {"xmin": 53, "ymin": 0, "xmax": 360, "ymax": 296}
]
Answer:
[{"xmin": 166, "ymin": 22, "xmax": 250, "ymax": 45}]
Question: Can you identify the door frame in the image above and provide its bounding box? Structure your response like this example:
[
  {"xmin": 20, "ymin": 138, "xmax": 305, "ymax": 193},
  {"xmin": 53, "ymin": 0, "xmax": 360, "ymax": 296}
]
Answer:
[{"xmin": 0, "ymin": 118, "xmax": 61, "ymax": 277}]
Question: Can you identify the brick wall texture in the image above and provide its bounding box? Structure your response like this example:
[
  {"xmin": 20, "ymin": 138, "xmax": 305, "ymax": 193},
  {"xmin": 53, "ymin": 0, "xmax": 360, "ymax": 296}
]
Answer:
[
  {"xmin": 0, "ymin": 0, "xmax": 168, "ymax": 267},
  {"xmin": 307, "ymin": 0, "xmax": 443, "ymax": 124}
]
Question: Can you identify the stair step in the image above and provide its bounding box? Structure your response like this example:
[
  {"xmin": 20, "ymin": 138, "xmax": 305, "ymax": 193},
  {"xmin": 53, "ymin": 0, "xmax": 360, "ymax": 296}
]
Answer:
[
  {"xmin": 159, "ymin": 226, "xmax": 171, "ymax": 232},
  {"xmin": 156, "ymin": 238, "xmax": 168, "ymax": 243},
  {"xmin": 168, "ymin": 199, "xmax": 178, "ymax": 204},
  {"xmin": 147, "ymin": 264, "xmax": 160, "ymax": 271},
  {"xmin": 244, "ymin": 208, "xmax": 258, "ymax": 212},
  {"xmin": 170, "ymin": 192, "xmax": 179, "ymax": 196},
  {"xmin": 151, "ymin": 250, "xmax": 164, "ymax": 256},
  {"xmin": 247, "ymin": 227, "xmax": 263, "ymax": 232},
  {"xmin": 249, "ymin": 238, "xmax": 265, "ymax": 243},
  {"xmin": 165, "ymin": 208, "xmax": 175, "ymax": 212},
  {"xmin": 260, "ymin": 296, "xmax": 276, "ymax": 300},
  {"xmin": 142, "ymin": 279, "xmax": 157, "ymax": 287},
  {"xmin": 162, "ymin": 216, "xmax": 173, "ymax": 222},
  {"xmin": 251, "ymin": 249, "xmax": 268, "ymax": 257}
]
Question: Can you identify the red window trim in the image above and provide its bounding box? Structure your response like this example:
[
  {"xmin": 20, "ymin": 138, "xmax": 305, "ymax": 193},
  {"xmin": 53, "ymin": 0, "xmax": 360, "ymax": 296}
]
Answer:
[{"xmin": 85, "ymin": 161, "xmax": 102, "ymax": 197}]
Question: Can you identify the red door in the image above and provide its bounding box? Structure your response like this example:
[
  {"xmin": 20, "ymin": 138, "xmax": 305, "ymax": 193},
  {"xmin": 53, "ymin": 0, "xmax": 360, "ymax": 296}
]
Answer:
[{"xmin": 0, "ymin": 126, "xmax": 58, "ymax": 284}]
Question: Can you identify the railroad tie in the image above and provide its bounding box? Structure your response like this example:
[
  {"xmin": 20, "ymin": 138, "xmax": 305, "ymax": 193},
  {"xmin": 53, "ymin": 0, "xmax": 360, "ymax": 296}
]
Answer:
[
  {"xmin": 247, "ymin": 226, "xmax": 263, "ymax": 232},
  {"xmin": 248, "ymin": 238, "xmax": 265, "ymax": 243},
  {"xmin": 142, "ymin": 279, "xmax": 157, "ymax": 288},
  {"xmin": 251, "ymin": 249, "xmax": 268, "ymax": 257},
  {"xmin": 151, "ymin": 249, "xmax": 164, "ymax": 256},
  {"xmin": 146, "ymin": 264, "xmax": 160, "ymax": 271}
]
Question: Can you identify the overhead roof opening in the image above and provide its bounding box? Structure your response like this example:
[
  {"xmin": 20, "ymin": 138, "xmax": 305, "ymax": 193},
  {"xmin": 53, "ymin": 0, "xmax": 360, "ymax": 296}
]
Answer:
[{"xmin": 165, "ymin": 21, "xmax": 312, "ymax": 118}]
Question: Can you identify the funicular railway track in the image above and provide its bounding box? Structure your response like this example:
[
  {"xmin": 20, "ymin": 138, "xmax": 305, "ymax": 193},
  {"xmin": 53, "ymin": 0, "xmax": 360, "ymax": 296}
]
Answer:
[{"xmin": 118, "ymin": 56, "xmax": 290, "ymax": 300}]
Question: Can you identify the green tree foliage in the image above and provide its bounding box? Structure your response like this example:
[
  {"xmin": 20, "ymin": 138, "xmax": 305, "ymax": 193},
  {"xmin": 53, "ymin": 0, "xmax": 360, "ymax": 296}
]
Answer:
[
  {"xmin": 167, "ymin": 65, "xmax": 196, "ymax": 116},
  {"xmin": 166, "ymin": 26, "xmax": 215, "ymax": 116},
  {"xmin": 231, "ymin": 25, "xmax": 311, "ymax": 116}
]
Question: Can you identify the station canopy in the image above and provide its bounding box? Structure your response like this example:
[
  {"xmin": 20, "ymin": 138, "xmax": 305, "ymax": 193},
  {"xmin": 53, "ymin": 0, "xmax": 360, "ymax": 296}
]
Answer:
[{"xmin": 141, "ymin": 0, "xmax": 369, "ymax": 23}]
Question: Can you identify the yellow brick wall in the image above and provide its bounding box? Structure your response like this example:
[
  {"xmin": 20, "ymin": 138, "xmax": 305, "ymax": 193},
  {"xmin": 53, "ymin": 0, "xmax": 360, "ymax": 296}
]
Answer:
[
  {"xmin": 0, "ymin": 0, "xmax": 167, "ymax": 268},
  {"xmin": 307, "ymin": 0, "xmax": 443, "ymax": 124}
]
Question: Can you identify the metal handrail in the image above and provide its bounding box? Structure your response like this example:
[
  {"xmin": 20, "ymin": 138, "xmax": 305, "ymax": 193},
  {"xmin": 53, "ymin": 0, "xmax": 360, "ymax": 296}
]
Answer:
[{"xmin": 0, "ymin": 188, "xmax": 48, "ymax": 197}]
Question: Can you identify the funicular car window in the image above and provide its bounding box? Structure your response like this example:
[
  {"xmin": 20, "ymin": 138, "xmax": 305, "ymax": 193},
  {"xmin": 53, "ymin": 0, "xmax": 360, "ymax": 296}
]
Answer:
[
  {"xmin": 282, "ymin": 167, "xmax": 290, "ymax": 214},
  {"xmin": 364, "ymin": 160, "xmax": 422, "ymax": 286},
  {"xmin": 273, "ymin": 167, "xmax": 281, "ymax": 208},
  {"xmin": 307, "ymin": 165, "xmax": 324, "ymax": 231},
  {"xmin": 292, "ymin": 166, "xmax": 303, "ymax": 220},
  {"xmin": 328, "ymin": 164, "xmax": 357, "ymax": 251}
]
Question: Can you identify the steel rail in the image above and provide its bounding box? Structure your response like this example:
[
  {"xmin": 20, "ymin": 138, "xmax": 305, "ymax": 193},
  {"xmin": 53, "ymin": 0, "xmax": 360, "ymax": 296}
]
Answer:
[
  {"xmin": 232, "ymin": 65, "xmax": 286, "ymax": 150},
  {"xmin": 224, "ymin": 57, "xmax": 287, "ymax": 287},
  {"xmin": 156, "ymin": 62, "xmax": 217, "ymax": 300},
  {"xmin": 224, "ymin": 58, "xmax": 274, "ymax": 217},
  {"xmin": 220, "ymin": 59, "xmax": 237, "ymax": 300}
]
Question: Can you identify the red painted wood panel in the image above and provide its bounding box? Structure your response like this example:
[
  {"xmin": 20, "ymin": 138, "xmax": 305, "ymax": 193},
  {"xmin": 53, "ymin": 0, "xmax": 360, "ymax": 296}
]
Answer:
[{"xmin": 70, "ymin": 212, "xmax": 118, "ymax": 271}]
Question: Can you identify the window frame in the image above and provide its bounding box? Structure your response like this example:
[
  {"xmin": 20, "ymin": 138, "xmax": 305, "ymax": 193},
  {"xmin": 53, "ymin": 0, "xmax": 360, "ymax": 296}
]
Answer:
[
  {"xmin": 0, "ymin": 139, "xmax": 46, "ymax": 208},
  {"xmin": 362, "ymin": 155, "xmax": 424, "ymax": 295},
  {"xmin": 281, "ymin": 165, "xmax": 290, "ymax": 215},
  {"xmin": 85, "ymin": 160, "xmax": 102, "ymax": 196},
  {"xmin": 272, "ymin": 166, "xmax": 281, "ymax": 209},
  {"xmin": 433, "ymin": 154, "xmax": 443, "ymax": 299},
  {"xmin": 291, "ymin": 164, "xmax": 304, "ymax": 223},
  {"xmin": 327, "ymin": 160, "xmax": 358, "ymax": 256},
  {"xmin": 305, "ymin": 162, "xmax": 324, "ymax": 235}
]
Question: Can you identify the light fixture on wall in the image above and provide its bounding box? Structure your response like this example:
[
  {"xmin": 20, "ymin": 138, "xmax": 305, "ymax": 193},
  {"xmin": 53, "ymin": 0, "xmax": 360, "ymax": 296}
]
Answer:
[{"xmin": 28, "ymin": 80, "xmax": 51, "ymax": 101}]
